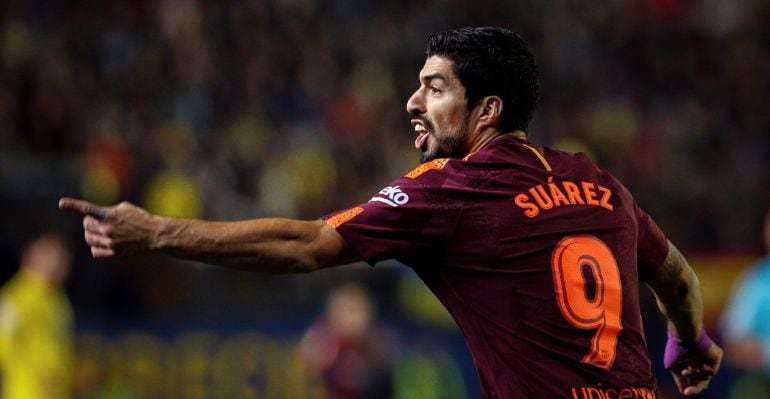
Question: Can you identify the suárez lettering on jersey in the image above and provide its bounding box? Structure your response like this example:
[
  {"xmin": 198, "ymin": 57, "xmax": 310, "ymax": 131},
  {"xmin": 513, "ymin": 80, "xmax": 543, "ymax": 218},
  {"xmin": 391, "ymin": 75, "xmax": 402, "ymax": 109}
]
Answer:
[
  {"xmin": 370, "ymin": 186, "xmax": 410, "ymax": 207},
  {"xmin": 514, "ymin": 179, "xmax": 613, "ymax": 218}
]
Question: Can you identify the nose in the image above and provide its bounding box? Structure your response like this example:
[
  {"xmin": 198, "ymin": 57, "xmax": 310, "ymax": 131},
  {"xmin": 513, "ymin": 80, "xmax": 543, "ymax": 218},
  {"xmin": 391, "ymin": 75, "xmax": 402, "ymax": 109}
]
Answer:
[{"xmin": 406, "ymin": 89, "xmax": 425, "ymax": 115}]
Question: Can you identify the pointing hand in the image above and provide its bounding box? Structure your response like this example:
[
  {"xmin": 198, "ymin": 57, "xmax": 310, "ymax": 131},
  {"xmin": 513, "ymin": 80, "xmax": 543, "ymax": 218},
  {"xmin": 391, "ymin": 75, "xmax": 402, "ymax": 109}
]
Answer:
[{"xmin": 59, "ymin": 198, "xmax": 158, "ymax": 258}]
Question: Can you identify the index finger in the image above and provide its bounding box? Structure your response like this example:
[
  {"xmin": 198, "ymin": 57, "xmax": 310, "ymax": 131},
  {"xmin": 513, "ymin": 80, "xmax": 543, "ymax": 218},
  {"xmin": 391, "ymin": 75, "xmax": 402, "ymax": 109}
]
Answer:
[{"xmin": 59, "ymin": 197, "xmax": 108, "ymax": 220}]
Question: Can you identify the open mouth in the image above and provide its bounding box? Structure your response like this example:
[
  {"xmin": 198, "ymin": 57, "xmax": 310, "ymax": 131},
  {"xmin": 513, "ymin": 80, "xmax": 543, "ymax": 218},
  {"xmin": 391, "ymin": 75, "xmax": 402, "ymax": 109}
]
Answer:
[{"xmin": 412, "ymin": 120, "xmax": 430, "ymax": 151}]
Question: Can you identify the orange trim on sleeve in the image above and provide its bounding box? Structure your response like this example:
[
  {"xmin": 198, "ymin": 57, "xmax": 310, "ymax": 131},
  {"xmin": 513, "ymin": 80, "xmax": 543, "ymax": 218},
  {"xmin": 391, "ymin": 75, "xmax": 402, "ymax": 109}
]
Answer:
[
  {"xmin": 405, "ymin": 158, "xmax": 450, "ymax": 179},
  {"xmin": 325, "ymin": 207, "xmax": 364, "ymax": 229}
]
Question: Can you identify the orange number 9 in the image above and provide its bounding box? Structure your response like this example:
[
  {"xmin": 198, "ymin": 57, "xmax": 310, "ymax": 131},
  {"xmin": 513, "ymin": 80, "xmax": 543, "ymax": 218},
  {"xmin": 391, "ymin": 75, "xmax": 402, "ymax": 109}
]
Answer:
[{"xmin": 551, "ymin": 235, "xmax": 623, "ymax": 369}]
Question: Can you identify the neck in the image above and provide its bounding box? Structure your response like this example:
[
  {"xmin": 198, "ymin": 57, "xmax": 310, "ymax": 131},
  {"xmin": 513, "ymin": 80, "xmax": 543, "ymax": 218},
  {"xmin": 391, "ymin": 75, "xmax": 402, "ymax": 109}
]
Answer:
[{"xmin": 468, "ymin": 129, "xmax": 527, "ymax": 153}]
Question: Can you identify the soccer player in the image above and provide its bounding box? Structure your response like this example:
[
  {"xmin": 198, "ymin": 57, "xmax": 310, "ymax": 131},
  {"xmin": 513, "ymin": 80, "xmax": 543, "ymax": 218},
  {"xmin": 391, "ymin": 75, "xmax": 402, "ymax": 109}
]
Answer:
[
  {"xmin": 721, "ymin": 208, "xmax": 770, "ymax": 383},
  {"xmin": 60, "ymin": 27, "xmax": 722, "ymax": 398},
  {"xmin": 0, "ymin": 233, "xmax": 74, "ymax": 399}
]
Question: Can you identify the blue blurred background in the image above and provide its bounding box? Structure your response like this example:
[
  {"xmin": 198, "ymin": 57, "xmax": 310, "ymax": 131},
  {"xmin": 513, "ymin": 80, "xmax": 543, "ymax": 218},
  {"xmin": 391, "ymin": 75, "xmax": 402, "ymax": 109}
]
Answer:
[{"xmin": 0, "ymin": 0, "xmax": 768, "ymax": 398}]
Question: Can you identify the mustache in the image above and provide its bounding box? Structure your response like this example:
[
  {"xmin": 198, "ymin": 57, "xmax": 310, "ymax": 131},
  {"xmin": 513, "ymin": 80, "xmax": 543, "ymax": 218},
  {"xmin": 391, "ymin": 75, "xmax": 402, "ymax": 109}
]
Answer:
[{"xmin": 411, "ymin": 113, "xmax": 434, "ymax": 131}]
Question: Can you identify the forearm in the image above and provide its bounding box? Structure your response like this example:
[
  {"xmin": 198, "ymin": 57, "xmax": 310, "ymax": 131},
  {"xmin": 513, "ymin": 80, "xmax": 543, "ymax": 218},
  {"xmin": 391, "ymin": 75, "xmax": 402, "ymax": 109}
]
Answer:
[
  {"xmin": 649, "ymin": 242, "xmax": 722, "ymax": 394},
  {"xmin": 59, "ymin": 198, "xmax": 357, "ymax": 271},
  {"xmin": 153, "ymin": 217, "xmax": 339, "ymax": 273},
  {"xmin": 648, "ymin": 241, "xmax": 704, "ymax": 342}
]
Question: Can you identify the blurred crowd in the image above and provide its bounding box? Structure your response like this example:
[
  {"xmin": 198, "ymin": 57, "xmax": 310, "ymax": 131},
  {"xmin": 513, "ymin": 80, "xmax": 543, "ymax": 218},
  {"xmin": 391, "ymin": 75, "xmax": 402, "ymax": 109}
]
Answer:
[
  {"xmin": 0, "ymin": 0, "xmax": 769, "ymax": 397},
  {"xmin": 1, "ymin": 0, "xmax": 768, "ymax": 243}
]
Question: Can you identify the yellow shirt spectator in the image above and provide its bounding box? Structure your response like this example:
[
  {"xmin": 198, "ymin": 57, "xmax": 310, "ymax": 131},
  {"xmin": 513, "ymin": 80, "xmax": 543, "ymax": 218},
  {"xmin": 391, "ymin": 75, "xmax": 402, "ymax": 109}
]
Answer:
[{"xmin": 0, "ymin": 234, "xmax": 74, "ymax": 399}]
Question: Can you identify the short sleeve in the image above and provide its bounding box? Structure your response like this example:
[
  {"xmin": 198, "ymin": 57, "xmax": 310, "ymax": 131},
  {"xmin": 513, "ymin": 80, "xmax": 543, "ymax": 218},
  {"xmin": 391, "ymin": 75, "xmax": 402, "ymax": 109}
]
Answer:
[
  {"xmin": 323, "ymin": 171, "xmax": 459, "ymax": 265},
  {"xmin": 634, "ymin": 201, "xmax": 669, "ymax": 281}
]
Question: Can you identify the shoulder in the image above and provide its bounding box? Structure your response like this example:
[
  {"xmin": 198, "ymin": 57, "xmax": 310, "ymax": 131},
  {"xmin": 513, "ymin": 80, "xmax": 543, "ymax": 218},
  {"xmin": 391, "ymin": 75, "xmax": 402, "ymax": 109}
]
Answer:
[
  {"xmin": 372, "ymin": 158, "xmax": 466, "ymax": 212},
  {"xmin": 396, "ymin": 157, "xmax": 471, "ymax": 194},
  {"xmin": 728, "ymin": 257, "xmax": 770, "ymax": 298},
  {"xmin": 404, "ymin": 158, "xmax": 452, "ymax": 180},
  {"xmin": 743, "ymin": 256, "xmax": 770, "ymax": 283}
]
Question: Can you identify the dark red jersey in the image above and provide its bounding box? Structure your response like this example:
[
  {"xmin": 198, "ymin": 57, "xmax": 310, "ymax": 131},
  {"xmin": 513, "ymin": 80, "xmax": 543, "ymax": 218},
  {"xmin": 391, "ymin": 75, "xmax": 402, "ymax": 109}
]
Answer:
[{"xmin": 324, "ymin": 135, "xmax": 668, "ymax": 399}]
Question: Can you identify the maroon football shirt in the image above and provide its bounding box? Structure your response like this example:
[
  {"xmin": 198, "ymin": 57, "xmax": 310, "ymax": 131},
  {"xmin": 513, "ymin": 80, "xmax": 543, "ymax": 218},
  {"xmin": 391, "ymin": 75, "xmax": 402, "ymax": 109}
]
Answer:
[{"xmin": 324, "ymin": 135, "xmax": 667, "ymax": 399}]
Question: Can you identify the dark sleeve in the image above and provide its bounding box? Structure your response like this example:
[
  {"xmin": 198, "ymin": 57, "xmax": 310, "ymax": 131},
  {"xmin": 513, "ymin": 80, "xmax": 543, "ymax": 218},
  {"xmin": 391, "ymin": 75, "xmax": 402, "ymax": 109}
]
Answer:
[
  {"xmin": 323, "ymin": 175, "xmax": 457, "ymax": 265},
  {"xmin": 634, "ymin": 200, "xmax": 669, "ymax": 281}
]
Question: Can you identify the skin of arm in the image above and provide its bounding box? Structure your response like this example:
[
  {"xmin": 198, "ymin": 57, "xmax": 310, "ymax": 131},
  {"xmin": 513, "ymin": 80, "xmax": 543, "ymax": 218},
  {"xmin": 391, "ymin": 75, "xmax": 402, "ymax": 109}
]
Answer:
[
  {"xmin": 59, "ymin": 198, "xmax": 361, "ymax": 273},
  {"xmin": 645, "ymin": 241, "xmax": 704, "ymax": 341},
  {"xmin": 644, "ymin": 240, "xmax": 723, "ymax": 396},
  {"xmin": 156, "ymin": 217, "xmax": 360, "ymax": 273}
]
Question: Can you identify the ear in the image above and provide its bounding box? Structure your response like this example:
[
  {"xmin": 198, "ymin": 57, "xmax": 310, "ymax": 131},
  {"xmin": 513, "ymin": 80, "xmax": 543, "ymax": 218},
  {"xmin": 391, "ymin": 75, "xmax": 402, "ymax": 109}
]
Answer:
[{"xmin": 474, "ymin": 96, "xmax": 503, "ymax": 130}]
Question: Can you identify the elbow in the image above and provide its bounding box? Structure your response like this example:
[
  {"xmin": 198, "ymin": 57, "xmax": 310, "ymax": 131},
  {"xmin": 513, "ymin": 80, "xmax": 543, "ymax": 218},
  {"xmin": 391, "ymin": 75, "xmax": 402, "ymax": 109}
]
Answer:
[
  {"xmin": 272, "ymin": 240, "xmax": 330, "ymax": 274},
  {"xmin": 266, "ymin": 219, "xmax": 351, "ymax": 274},
  {"xmin": 650, "ymin": 241, "xmax": 698, "ymax": 294},
  {"xmin": 293, "ymin": 220, "xmax": 352, "ymax": 272},
  {"xmin": 650, "ymin": 267, "xmax": 697, "ymax": 299}
]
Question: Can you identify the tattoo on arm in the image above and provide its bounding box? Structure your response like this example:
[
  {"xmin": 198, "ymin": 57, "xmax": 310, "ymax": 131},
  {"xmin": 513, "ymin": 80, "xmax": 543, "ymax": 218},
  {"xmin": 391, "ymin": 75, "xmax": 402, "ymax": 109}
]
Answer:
[
  {"xmin": 662, "ymin": 243, "xmax": 685, "ymax": 279},
  {"xmin": 647, "ymin": 240, "xmax": 703, "ymax": 341}
]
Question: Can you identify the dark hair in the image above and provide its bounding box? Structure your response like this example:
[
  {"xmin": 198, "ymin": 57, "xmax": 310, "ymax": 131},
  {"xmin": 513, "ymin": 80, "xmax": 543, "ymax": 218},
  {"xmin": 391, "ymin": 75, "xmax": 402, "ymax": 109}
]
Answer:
[{"xmin": 426, "ymin": 27, "xmax": 539, "ymax": 132}]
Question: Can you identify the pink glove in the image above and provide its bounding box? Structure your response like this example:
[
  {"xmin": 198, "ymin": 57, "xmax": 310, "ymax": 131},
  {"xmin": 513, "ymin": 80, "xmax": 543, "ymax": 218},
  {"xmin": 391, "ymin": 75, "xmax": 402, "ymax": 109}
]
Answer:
[{"xmin": 664, "ymin": 329, "xmax": 713, "ymax": 369}]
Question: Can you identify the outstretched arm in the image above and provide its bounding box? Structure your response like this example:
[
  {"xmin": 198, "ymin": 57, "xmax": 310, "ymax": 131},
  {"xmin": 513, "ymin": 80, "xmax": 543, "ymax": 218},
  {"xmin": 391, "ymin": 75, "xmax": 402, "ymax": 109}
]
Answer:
[
  {"xmin": 645, "ymin": 240, "xmax": 723, "ymax": 396},
  {"xmin": 59, "ymin": 198, "xmax": 361, "ymax": 273}
]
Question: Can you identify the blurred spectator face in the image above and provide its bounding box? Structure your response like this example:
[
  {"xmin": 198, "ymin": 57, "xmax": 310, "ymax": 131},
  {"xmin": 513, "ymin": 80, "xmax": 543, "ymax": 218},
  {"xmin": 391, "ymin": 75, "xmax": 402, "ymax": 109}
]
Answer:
[
  {"xmin": 327, "ymin": 283, "xmax": 373, "ymax": 340},
  {"xmin": 407, "ymin": 56, "xmax": 471, "ymax": 163},
  {"xmin": 21, "ymin": 233, "xmax": 72, "ymax": 286}
]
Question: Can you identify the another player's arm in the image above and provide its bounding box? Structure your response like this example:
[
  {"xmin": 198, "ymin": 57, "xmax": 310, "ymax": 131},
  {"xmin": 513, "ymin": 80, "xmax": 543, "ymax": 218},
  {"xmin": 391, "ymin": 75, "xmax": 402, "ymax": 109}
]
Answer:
[{"xmin": 58, "ymin": 198, "xmax": 360, "ymax": 273}]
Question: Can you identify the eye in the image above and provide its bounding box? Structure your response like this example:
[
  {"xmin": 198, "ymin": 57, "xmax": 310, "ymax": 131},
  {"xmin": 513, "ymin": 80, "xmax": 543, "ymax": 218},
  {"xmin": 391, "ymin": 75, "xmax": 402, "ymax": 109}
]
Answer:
[{"xmin": 429, "ymin": 86, "xmax": 442, "ymax": 95}]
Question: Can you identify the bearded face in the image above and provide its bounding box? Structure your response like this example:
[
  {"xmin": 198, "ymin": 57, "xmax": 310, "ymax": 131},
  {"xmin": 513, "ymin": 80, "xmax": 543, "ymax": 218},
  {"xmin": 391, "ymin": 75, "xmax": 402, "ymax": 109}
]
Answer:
[{"xmin": 407, "ymin": 56, "xmax": 473, "ymax": 163}]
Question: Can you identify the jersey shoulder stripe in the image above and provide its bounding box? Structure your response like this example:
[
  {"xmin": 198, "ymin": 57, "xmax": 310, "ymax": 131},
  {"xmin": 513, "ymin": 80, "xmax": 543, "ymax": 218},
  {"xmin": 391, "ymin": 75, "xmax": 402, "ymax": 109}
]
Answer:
[
  {"xmin": 324, "ymin": 207, "xmax": 364, "ymax": 229},
  {"xmin": 404, "ymin": 158, "xmax": 450, "ymax": 179}
]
